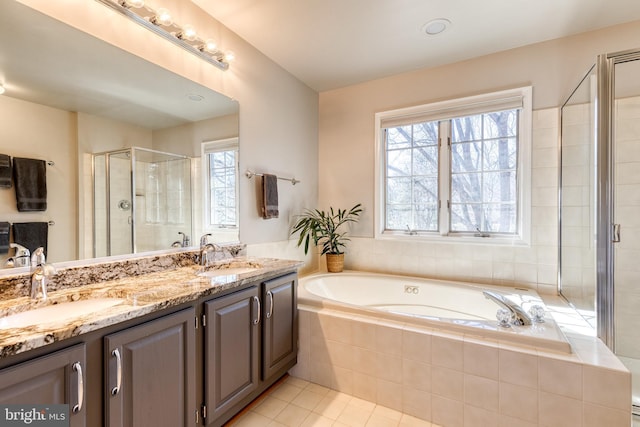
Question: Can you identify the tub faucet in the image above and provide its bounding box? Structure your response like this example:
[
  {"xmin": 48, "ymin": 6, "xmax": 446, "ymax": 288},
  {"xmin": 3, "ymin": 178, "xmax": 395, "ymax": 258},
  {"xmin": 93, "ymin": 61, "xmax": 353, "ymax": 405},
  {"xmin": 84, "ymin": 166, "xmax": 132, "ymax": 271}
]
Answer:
[
  {"xmin": 483, "ymin": 290, "xmax": 532, "ymax": 326},
  {"xmin": 30, "ymin": 247, "xmax": 56, "ymax": 301}
]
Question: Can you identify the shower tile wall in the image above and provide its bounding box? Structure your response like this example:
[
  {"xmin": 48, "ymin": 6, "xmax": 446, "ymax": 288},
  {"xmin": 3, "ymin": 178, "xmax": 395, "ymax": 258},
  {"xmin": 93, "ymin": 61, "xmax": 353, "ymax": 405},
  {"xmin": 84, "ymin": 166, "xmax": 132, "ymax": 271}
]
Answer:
[
  {"xmin": 346, "ymin": 108, "xmax": 560, "ymax": 295},
  {"xmin": 614, "ymin": 95, "xmax": 640, "ymax": 358}
]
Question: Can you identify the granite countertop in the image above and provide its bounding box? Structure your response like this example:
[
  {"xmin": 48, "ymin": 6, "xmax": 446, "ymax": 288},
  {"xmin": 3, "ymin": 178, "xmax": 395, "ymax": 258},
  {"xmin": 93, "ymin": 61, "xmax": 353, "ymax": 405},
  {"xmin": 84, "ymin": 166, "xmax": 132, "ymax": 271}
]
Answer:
[{"xmin": 0, "ymin": 257, "xmax": 301, "ymax": 358}]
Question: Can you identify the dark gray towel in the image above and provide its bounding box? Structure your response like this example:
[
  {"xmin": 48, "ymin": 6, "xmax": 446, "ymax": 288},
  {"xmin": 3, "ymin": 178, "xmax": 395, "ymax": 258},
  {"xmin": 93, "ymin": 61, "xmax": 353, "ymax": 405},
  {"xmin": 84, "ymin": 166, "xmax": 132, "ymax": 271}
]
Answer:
[
  {"xmin": 261, "ymin": 174, "xmax": 279, "ymax": 219},
  {"xmin": 13, "ymin": 157, "xmax": 47, "ymax": 211},
  {"xmin": 0, "ymin": 222, "xmax": 9, "ymax": 254},
  {"xmin": 0, "ymin": 154, "xmax": 11, "ymax": 189},
  {"xmin": 12, "ymin": 222, "xmax": 48, "ymax": 256}
]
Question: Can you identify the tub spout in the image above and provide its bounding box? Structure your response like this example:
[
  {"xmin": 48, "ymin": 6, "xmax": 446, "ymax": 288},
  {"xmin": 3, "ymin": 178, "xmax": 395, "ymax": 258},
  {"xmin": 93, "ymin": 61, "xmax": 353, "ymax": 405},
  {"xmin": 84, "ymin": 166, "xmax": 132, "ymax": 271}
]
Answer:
[{"xmin": 483, "ymin": 290, "xmax": 532, "ymax": 326}]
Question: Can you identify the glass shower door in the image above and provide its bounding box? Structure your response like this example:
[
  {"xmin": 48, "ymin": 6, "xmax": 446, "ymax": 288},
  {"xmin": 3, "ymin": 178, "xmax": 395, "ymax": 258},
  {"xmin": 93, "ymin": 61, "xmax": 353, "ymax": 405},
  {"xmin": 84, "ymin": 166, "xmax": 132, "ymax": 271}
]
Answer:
[
  {"xmin": 559, "ymin": 65, "xmax": 597, "ymax": 326},
  {"xmin": 612, "ymin": 56, "xmax": 640, "ymax": 414}
]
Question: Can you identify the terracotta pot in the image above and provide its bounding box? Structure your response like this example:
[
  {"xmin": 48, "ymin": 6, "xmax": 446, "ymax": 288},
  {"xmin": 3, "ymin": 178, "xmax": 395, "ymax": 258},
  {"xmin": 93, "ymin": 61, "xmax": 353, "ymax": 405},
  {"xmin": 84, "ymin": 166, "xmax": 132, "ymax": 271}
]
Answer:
[{"xmin": 326, "ymin": 253, "xmax": 344, "ymax": 273}]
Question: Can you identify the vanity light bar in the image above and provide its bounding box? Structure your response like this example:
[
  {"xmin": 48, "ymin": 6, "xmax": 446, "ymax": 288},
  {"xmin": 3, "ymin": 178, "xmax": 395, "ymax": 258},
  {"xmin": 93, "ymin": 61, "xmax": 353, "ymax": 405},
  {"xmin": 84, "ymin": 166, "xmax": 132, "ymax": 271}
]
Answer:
[{"xmin": 95, "ymin": 0, "xmax": 231, "ymax": 71}]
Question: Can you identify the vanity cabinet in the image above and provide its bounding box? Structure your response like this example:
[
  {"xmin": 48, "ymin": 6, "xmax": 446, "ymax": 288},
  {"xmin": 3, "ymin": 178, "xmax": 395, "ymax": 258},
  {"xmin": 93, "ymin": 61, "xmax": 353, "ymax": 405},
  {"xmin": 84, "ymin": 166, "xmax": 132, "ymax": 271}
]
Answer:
[
  {"xmin": 262, "ymin": 273, "xmax": 298, "ymax": 381},
  {"xmin": 104, "ymin": 307, "xmax": 196, "ymax": 427},
  {"xmin": 204, "ymin": 286, "xmax": 260, "ymax": 422},
  {"xmin": 203, "ymin": 273, "xmax": 298, "ymax": 426},
  {"xmin": 0, "ymin": 343, "xmax": 86, "ymax": 427}
]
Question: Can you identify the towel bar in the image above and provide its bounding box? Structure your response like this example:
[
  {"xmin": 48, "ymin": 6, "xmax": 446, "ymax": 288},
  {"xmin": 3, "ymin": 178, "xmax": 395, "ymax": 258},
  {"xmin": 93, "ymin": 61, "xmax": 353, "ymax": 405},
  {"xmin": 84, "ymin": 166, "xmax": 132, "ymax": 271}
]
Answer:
[{"xmin": 245, "ymin": 170, "xmax": 299, "ymax": 185}]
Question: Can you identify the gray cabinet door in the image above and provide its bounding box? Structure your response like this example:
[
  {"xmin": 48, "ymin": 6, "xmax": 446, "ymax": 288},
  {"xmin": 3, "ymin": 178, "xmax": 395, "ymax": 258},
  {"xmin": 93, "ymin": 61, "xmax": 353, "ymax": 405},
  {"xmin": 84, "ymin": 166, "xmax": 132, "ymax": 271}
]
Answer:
[
  {"xmin": 204, "ymin": 286, "xmax": 259, "ymax": 422},
  {"xmin": 262, "ymin": 273, "xmax": 298, "ymax": 381},
  {"xmin": 104, "ymin": 307, "xmax": 196, "ymax": 427},
  {"xmin": 0, "ymin": 343, "xmax": 86, "ymax": 427}
]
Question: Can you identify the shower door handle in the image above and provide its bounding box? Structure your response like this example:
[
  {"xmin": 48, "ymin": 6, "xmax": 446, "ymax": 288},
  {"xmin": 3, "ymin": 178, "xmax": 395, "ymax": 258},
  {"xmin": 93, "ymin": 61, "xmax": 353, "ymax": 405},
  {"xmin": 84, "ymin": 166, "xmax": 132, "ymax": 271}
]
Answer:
[{"xmin": 613, "ymin": 224, "xmax": 621, "ymax": 243}]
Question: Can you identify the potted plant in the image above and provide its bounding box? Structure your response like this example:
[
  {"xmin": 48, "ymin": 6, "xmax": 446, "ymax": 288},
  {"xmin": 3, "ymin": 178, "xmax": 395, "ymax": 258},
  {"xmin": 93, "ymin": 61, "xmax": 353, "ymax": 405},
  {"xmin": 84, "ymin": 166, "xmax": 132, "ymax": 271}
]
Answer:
[{"xmin": 291, "ymin": 203, "xmax": 362, "ymax": 272}]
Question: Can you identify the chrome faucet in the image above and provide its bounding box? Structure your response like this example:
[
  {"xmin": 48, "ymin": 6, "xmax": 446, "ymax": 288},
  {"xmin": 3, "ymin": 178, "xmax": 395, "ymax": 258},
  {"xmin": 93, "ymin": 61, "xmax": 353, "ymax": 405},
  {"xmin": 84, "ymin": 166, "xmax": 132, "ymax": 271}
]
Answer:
[
  {"xmin": 30, "ymin": 247, "xmax": 56, "ymax": 301},
  {"xmin": 200, "ymin": 233, "xmax": 212, "ymax": 248},
  {"xmin": 178, "ymin": 232, "xmax": 190, "ymax": 247},
  {"xmin": 483, "ymin": 290, "xmax": 532, "ymax": 326},
  {"xmin": 10, "ymin": 243, "xmax": 30, "ymax": 268},
  {"xmin": 200, "ymin": 244, "xmax": 216, "ymax": 267}
]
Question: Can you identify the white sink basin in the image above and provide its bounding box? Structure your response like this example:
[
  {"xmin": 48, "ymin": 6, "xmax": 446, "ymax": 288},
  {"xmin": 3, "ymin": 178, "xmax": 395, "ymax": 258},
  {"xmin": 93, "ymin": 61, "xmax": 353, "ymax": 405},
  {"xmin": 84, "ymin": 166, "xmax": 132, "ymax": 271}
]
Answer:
[
  {"xmin": 0, "ymin": 298, "xmax": 124, "ymax": 329},
  {"xmin": 197, "ymin": 267, "xmax": 258, "ymax": 277}
]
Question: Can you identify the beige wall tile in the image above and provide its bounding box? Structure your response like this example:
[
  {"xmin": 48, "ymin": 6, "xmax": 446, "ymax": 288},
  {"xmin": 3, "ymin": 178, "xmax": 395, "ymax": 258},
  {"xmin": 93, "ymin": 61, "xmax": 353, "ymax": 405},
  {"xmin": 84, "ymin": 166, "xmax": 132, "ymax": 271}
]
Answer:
[
  {"xmin": 352, "ymin": 320, "xmax": 378, "ymax": 350},
  {"xmin": 432, "ymin": 366, "xmax": 464, "ymax": 400},
  {"xmin": 377, "ymin": 379, "xmax": 403, "ymax": 412},
  {"xmin": 432, "ymin": 395, "xmax": 463, "ymax": 427},
  {"xmin": 499, "ymin": 382, "xmax": 538, "ymax": 423},
  {"xmin": 538, "ymin": 391, "xmax": 582, "ymax": 427},
  {"xmin": 376, "ymin": 352, "xmax": 403, "ymax": 383},
  {"xmin": 538, "ymin": 357, "xmax": 583, "ymax": 399},
  {"xmin": 583, "ymin": 402, "xmax": 631, "ymax": 427},
  {"xmin": 463, "ymin": 341, "xmax": 498, "ymax": 379},
  {"xmin": 464, "ymin": 374, "xmax": 498, "ymax": 412},
  {"xmin": 402, "ymin": 329, "xmax": 432, "ymax": 363},
  {"xmin": 583, "ymin": 366, "xmax": 632, "ymax": 411},
  {"xmin": 401, "ymin": 387, "xmax": 432, "ymax": 421},
  {"xmin": 432, "ymin": 336, "xmax": 463, "ymax": 370},
  {"xmin": 499, "ymin": 349, "xmax": 538, "ymax": 388},
  {"xmin": 402, "ymin": 359, "xmax": 431, "ymax": 392},
  {"xmin": 464, "ymin": 405, "xmax": 498, "ymax": 427},
  {"xmin": 351, "ymin": 371, "xmax": 377, "ymax": 403}
]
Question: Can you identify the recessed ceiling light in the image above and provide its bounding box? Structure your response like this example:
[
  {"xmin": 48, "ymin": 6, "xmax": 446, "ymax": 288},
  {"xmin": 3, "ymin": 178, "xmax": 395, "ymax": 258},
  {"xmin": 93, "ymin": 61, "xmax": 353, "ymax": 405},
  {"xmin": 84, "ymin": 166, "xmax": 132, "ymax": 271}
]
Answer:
[
  {"xmin": 423, "ymin": 18, "xmax": 451, "ymax": 36},
  {"xmin": 187, "ymin": 93, "xmax": 204, "ymax": 101}
]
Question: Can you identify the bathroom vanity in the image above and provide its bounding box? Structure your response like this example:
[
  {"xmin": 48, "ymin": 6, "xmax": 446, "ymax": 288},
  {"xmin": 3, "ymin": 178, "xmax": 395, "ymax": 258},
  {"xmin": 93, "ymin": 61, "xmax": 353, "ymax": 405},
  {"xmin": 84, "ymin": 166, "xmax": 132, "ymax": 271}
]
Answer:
[{"xmin": 0, "ymin": 254, "xmax": 300, "ymax": 427}]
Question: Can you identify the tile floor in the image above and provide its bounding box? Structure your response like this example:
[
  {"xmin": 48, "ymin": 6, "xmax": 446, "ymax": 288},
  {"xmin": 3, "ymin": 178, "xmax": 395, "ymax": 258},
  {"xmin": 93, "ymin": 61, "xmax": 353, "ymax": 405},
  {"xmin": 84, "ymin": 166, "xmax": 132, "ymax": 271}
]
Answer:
[{"xmin": 225, "ymin": 376, "xmax": 441, "ymax": 427}]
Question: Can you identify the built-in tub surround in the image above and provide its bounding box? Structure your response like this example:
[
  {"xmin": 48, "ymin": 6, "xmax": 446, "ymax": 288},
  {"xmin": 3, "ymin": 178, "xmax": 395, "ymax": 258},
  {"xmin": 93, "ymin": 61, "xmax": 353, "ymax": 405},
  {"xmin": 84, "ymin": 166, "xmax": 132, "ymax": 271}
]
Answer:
[
  {"xmin": 301, "ymin": 272, "xmax": 569, "ymax": 353},
  {"xmin": 291, "ymin": 271, "xmax": 631, "ymax": 427},
  {"xmin": 0, "ymin": 247, "xmax": 301, "ymax": 358}
]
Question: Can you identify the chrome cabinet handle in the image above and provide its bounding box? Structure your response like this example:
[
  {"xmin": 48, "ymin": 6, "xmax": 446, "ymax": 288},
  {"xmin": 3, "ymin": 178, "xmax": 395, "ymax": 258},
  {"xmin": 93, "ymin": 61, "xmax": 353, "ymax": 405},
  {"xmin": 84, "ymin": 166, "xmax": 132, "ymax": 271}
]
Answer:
[
  {"xmin": 266, "ymin": 290, "xmax": 274, "ymax": 319},
  {"xmin": 111, "ymin": 348, "xmax": 122, "ymax": 396},
  {"xmin": 253, "ymin": 296, "xmax": 261, "ymax": 325},
  {"xmin": 72, "ymin": 362, "xmax": 84, "ymax": 413}
]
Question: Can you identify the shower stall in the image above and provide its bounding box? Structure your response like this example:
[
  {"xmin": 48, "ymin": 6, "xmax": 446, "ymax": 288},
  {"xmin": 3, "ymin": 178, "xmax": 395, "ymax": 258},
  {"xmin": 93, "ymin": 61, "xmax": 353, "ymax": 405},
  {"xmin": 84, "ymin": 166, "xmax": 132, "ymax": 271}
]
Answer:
[
  {"xmin": 93, "ymin": 147, "xmax": 192, "ymax": 257},
  {"xmin": 559, "ymin": 48, "xmax": 640, "ymax": 416}
]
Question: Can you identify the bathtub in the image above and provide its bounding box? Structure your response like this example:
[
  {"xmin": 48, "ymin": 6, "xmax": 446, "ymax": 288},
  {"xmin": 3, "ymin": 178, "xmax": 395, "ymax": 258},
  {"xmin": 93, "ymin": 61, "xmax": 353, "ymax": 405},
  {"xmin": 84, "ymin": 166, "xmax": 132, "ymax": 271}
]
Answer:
[{"xmin": 298, "ymin": 271, "xmax": 570, "ymax": 353}]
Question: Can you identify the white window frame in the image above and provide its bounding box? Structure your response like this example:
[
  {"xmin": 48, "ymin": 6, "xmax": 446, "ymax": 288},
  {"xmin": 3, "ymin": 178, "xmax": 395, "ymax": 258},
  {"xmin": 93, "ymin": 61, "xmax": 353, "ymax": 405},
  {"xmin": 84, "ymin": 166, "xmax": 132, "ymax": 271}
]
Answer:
[
  {"xmin": 374, "ymin": 87, "xmax": 532, "ymax": 246},
  {"xmin": 201, "ymin": 137, "xmax": 239, "ymax": 231}
]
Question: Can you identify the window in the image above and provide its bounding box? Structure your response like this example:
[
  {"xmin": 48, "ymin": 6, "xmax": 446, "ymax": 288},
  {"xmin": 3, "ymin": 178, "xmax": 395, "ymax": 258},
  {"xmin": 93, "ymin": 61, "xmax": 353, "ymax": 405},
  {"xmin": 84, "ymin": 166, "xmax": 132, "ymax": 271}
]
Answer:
[
  {"xmin": 202, "ymin": 138, "xmax": 239, "ymax": 229},
  {"xmin": 375, "ymin": 87, "xmax": 532, "ymax": 243}
]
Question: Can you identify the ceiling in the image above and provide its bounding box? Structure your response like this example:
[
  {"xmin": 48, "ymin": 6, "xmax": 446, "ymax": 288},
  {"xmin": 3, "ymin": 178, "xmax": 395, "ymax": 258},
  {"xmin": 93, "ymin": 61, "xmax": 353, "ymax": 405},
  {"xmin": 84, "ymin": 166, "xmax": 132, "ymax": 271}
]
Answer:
[{"xmin": 195, "ymin": 0, "xmax": 640, "ymax": 92}]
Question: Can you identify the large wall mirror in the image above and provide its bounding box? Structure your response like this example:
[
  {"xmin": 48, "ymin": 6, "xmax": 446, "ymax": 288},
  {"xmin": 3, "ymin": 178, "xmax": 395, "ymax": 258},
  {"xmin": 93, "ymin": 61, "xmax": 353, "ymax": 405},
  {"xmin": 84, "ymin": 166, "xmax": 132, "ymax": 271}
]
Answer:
[{"xmin": 0, "ymin": 1, "xmax": 239, "ymax": 268}]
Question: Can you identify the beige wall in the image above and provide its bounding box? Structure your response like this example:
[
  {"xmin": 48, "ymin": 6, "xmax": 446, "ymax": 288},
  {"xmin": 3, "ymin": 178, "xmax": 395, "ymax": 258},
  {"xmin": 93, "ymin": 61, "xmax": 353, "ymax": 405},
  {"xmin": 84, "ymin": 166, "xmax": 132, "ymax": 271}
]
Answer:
[
  {"xmin": 0, "ymin": 95, "xmax": 77, "ymax": 264},
  {"xmin": 18, "ymin": 0, "xmax": 319, "ymax": 254},
  {"xmin": 318, "ymin": 20, "xmax": 640, "ymax": 288}
]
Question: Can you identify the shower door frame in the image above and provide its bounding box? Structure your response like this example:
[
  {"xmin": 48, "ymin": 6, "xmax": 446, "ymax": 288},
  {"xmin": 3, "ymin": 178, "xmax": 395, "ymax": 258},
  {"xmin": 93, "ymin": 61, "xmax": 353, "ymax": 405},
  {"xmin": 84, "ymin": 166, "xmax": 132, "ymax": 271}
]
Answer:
[
  {"xmin": 92, "ymin": 148, "xmax": 135, "ymax": 258},
  {"xmin": 595, "ymin": 48, "xmax": 640, "ymax": 349}
]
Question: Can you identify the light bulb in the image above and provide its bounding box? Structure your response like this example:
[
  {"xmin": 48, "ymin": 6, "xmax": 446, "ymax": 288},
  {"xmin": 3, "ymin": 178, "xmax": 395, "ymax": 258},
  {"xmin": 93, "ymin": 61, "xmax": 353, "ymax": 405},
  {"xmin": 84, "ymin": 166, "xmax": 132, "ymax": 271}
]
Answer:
[
  {"xmin": 224, "ymin": 51, "xmax": 235, "ymax": 62},
  {"xmin": 202, "ymin": 39, "xmax": 217, "ymax": 52},
  {"xmin": 153, "ymin": 8, "xmax": 172, "ymax": 26},
  {"xmin": 179, "ymin": 24, "xmax": 197, "ymax": 41},
  {"xmin": 0, "ymin": 85, "xmax": 5, "ymax": 95}
]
